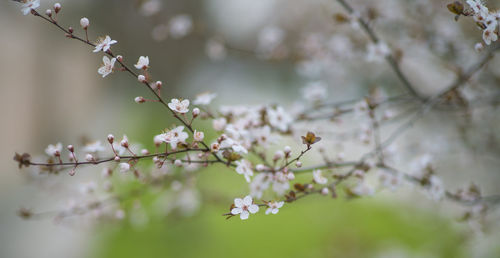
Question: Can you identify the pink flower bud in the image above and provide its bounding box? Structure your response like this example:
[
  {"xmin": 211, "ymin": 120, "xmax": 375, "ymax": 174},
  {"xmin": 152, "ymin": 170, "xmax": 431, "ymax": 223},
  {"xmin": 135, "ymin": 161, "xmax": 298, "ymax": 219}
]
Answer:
[
  {"xmin": 45, "ymin": 9, "xmax": 52, "ymax": 17},
  {"xmin": 85, "ymin": 153, "xmax": 94, "ymax": 162},
  {"xmin": 174, "ymin": 159, "xmax": 183, "ymax": 167},
  {"xmin": 53, "ymin": 3, "xmax": 61, "ymax": 13},
  {"xmin": 134, "ymin": 96, "xmax": 145, "ymax": 103},
  {"xmin": 107, "ymin": 134, "xmax": 114, "ymax": 144},
  {"xmin": 67, "ymin": 145, "xmax": 74, "ymax": 152},
  {"xmin": 116, "ymin": 55, "xmax": 123, "ymax": 62},
  {"xmin": 138, "ymin": 75, "xmax": 146, "ymax": 83},
  {"xmin": 192, "ymin": 107, "xmax": 200, "ymax": 117},
  {"xmin": 295, "ymin": 161, "xmax": 302, "ymax": 168},
  {"xmin": 80, "ymin": 17, "xmax": 89, "ymax": 29},
  {"xmin": 321, "ymin": 187, "xmax": 329, "ymax": 195}
]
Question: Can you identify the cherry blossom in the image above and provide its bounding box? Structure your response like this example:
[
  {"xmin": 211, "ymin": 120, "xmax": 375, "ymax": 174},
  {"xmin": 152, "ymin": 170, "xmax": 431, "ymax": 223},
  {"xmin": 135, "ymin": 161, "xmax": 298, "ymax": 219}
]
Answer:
[
  {"xmin": 313, "ymin": 170, "xmax": 328, "ymax": 185},
  {"xmin": 134, "ymin": 56, "xmax": 149, "ymax": 70},
  {"xmin": 235, "ymin": 160, "xmax": 253, "ymax": 182},
  {"xmin": 45, "ymin": 143, "xmax": 62, "ymax": 157},
  {"xmin": 98, "ymin": 56, "xmax": 116, "ymax": 78},
  {"xmin": 265, "ymin": 201, "xmax": 284, "ymax": 215},
  {"xmin": 20, "ymin": 0, "xmax": 40, "ymax": 15},
  {"xmin": 168, "ymin": 99, "xmax": 190, "ymax": 114},
  {"xmin": 193, "ymin": 92, "xmax": 216, "ymax": 105},
  {"xmin": 230, "ymin": 196, "xmax": 259, "ymax": 220},
  {"xmin": 93, "ymin": 36, "xmax": 117, "ymax": 53}
]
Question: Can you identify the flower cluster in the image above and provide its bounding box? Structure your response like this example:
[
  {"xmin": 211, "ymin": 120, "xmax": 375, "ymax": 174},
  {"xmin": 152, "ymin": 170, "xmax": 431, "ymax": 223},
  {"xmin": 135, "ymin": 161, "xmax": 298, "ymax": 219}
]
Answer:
[{"xmin": 10, "ymin": 0, "xmax": 500, "ymax": 231}]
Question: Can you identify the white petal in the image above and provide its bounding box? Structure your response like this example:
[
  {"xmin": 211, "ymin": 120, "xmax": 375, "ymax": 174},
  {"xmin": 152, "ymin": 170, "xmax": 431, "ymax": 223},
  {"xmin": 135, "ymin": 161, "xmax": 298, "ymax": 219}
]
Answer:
[
  {"xmin": 231, "ymin": 207, "xmax": 242, "ymax": 215},
  {"xmin": 265, "ymin": 208, "xmax": 272, "ymax": 215},
  {"xmin": 240, "ymin": 211, "xmax": 249, "ymax": 220},
  {"xmin": 243, "ymin": 195, "xmax": 253, "ymax": 206},
  {"xmin": 234, "ymin": 198, "xmax": 243, "ymax": 208},
  {"xmin": 248, "ymin": 204, "xmax": 259, "ymax": 214},
  {"xmin": 271, "ymin": 208, "xmax": 279, "ymax": 214}
]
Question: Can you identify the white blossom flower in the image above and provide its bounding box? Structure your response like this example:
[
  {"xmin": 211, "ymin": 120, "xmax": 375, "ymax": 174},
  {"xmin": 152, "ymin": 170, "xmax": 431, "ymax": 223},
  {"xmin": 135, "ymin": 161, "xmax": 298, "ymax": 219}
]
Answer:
[
  {"xmin": 159, "ymin": 126, "xmax": 189, "ymax": 149},
  {"xmin": 193, "ymin": 130, "xmax": 204, "ymax": 142},
  {"xmin": 119, "ymin": 162, "xmax": 130, "ymax": 173},
  {"xmin": 250, "ymin": 173, "xmax": 271, "ymax": 199},
  {"xmin": 482, "ymin": 27, "xmax": 498, "ymax": 45},
  {"xmin": 212, "ymin": 117, "xmax": 227, "ymax": 131},
  {"xmin": 265, "ymin": 201, "xmax": 284, "ymax": 215},
  {"xmin": 235, "ymin": 160, "xmax": 254, "ymax": 182},
  {"xmin": 313, "ymin": 169, "xmax": 327, "ymax": 185},
  {"xmin": 230, "ymin": 195, "xmax": 259, "ymax": 220},
  {"xmin": 169, "ymin": 14, "xmax": 192, "ymax": 39},
  {"xmin": 220, "ymin": 137, "xmax": 248, "ymax": 154},
  {"xmin": 205, "ymin": 39, "xmax": 227, "ymax": 61},
  {"xmin": 302, "ymin": 81, "xmax": 328, "ymax": 102},
  {"xmin": 134, "ymin": 56, "xmax": 149, "ymax": 70},
  {"xmin": 267, "ymin": 106, "xmax": 293, "ymax": 132},
  {"xmin": 366, "ymin": 42, "xmax": 390, "ymax": 63},
  {"xmin": 351, "ymin": 180, "xmax": 375, "ymax": 196},
  {"xmin": 45, "ymin": 143, "xmax": 62, "ymax": 157},
  {"xmin": 168, "ymin": 99, "xmax": 190, "ymax": 114},
  {"xmin": 93, "ymin": 36, "xmax": 117, "ymax": 53},
  {"xmin": 20, "ymin": 0, "xmax": 40, "ymax": 15},
  {"xmin": 83, "ymin": 141, "xmax": 106, "ymax": 153},
  {"xmin": 98, "ymin": 56, "xmax": 116, "ymax": 78},
  {"xmin": 193, "ymin": 92, "xmax": 217, "ymax": 105}
]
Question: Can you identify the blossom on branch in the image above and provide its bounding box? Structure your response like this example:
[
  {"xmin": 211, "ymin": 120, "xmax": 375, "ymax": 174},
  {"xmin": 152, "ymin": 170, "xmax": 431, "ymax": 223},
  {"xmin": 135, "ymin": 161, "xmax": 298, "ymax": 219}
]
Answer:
[{"xmin": 230, "ymin": 195, "xmax": 259, "ymax": 220}]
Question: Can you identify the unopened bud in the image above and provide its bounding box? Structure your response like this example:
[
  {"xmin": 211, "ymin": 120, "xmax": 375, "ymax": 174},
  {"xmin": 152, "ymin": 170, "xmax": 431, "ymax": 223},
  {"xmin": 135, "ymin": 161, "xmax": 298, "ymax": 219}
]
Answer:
[
  {"xmin": 107, "ymin": 134, "xmax": 114, "ymax": 144},
  {"xmin": 141, "ymin": 149, "xmax": 149, "ymax": 155},
  {"xmin": 284, "ymin": 146, "xmax": 292, "ymax": 155},
  {"xmin": 53, "ymin": 3, "xmax": 61, "ymax": 13},
  {"xmin": 256, "ymin": 164, "xmax": 266, "ymax": 171},
  {"xmin": 67, "ymin": 145, "xmax": 74, "ymax": 152},
  {"xmin": 138, "ymin": 74, "xmax": 146, "ymax": 83},
  {"xmin": 68, "ymin": 27, "xmax": 74, "ymax": 34},
  {"xmin": 85, "ymin": 153, "xmax": 95, "ymax": 162},
  {"xmin": 45, "ymin": 9, "xmax": 52, "ymax": 17},
  {"xmin": 174, "ymin": 159, "xmax": 182, "ymax": 167},
  {"xmin": 134, "ymin": 96, "xmax": 145, "ymax": 103},
  {"xmin": 155, "ymin": 81, "xmax": 162, "ymax": 89},
  {"xmin": 80, "ymin": 17, "xmax": 89, "ymax": 29},
  {"xmin": 321, "ymin": 187, "xmax": 329, "ymax": 195},
  {"xmin": 114, "ymin": 156, "xmax": 121, "ymax": 161},
  {"xmin": 116, "ymin": 55, "xmax": 123, "ymax": 62},
  {"xmin": 193, "ymin": 107, "xmax": 200, "ymax": 117},
  {"xmin": 296, "ymin": 161, "xmax": 302, "ymax": 168}
]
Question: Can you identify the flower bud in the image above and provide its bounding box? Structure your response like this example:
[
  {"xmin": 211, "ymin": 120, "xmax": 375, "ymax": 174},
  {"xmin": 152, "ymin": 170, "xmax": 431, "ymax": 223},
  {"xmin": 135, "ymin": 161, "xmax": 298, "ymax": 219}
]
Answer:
[
  {"xmin": 286, "ymin": 172, "xmax": 295, "ymax": 181},
  {"xmin": 68, "ymin": 27, "xmax": 74, "ymax": 34},
  {"xmin": 174, "ymin": 159, "xmax": 182, "ymax": 167},
  {"xmin": 295, "ymin": 161, "xmax": 302, "ymax": 168},
  {"xmin": 256, "ymin": 164, "xmax": 266, "ymax": 171},
  {"xmin": 210, "ymin": 142, "xmax": 220, "ymax": 152},
  {"xmin": 141, "ymin": 149, "xmax": 149, "ymax": 155},
  {"xmin": 107, "ymin": 134, "xmax": 114, "ymax": 144},
  {"xmin": 68, "ymin": 169, "xmax": 76, "ymax": 176},
  {"xmin": 53, "ymin": 3, "xmax": 61, "ymax": 13},
  {"xmin": 119, "ymin": 162, "xmax": 130, "ymax": 173},
  {"xmin": 134, "ymin": 96, "xmax": 145, "ymax": 103},
  {"xmin": 138, "ymin": 74, "xmax": 146, "ymax": 83},
  {"xmin": 67, "ymin": 145, "xmax": 74, "ymax": 152},
  {"xmin": 284, "ymin": 145, "xmax": 292, "ymax": 155},
  {"xmin": 194, "ymin": 130, "xmax": 204, "ymax": 142},
  {"xmin": 155, "ymin": 81, "xmax": 162, "ymax": 89},
  {"xmin": 321, "ymin": 187, "xmax": 329, "ymax": 195},
  {"xmin": 114, "ymin": 156, "xmax": 121, "ymax": 161},
  {"xmin": 85, "ymin": 153, "xmax": 95, "ymax": 162},
  {"xmin": 80, "ymin": 17, "xmax": 89, "ymax": 29},
  {"xmin": 116, "ymin": 55, "xmax": 123, "ymax": 62},
  {"xmin": 474, "ymin": 42, "xmax": 484, "ymax": 52},
  {"xmin": 192, "ymin": 107, "xmax": 200, "ymax": 117},
  {"xmin": 45, "ymin": 9, "xmax": 52, "ymax": 17}
]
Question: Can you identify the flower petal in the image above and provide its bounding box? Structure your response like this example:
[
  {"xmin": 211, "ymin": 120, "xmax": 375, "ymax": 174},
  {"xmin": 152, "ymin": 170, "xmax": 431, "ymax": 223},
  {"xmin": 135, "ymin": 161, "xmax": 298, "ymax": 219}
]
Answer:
[
  {"xmin": 240, "ymin": 211, "xmax": 249, "ymax": 220},
  {"xmin": 248, "ymin": 204, "xmax": 259, "ymax": 214},
  {"xmin": 231, "ymin": 207, "xmax": 242, "ymax": 215},
  {"xmin": 234, "ymin": 198, "xmax": 243, "ymax": 208},
  {"xmin": 243, "ymin": 195, "xmax": 253, "ymax": 206}
]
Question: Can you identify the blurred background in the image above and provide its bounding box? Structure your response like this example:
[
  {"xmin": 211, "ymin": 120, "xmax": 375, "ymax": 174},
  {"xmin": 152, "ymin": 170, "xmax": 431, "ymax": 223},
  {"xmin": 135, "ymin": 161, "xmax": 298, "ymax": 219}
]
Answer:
[{"xmin": 1, "ymin": 0, "xmax": 500, "ymax": 257}]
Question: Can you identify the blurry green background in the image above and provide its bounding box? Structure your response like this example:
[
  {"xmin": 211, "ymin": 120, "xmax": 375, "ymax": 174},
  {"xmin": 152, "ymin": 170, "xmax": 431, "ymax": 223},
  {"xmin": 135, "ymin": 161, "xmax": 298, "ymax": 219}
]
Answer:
[{"xmin": 1, "ymin": 0, "xmax": 500, "ymax": 258}]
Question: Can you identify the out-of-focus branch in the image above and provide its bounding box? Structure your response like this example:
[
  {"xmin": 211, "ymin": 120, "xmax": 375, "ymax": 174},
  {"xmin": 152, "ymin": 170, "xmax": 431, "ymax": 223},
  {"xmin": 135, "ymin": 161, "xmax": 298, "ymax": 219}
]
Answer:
[{"xmin": 336, "ymin": 0, "xmax": 423, "ymax": 100}]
